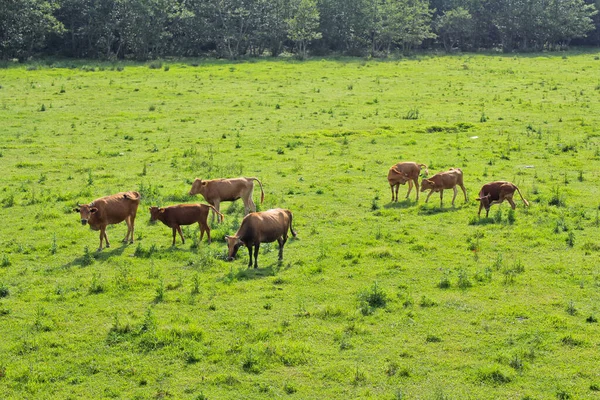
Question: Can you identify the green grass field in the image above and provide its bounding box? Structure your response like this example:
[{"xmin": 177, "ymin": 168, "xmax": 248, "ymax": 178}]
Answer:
[{"xmin": 1, "ymin": 53, "xmax": 600, "ymax": 399}]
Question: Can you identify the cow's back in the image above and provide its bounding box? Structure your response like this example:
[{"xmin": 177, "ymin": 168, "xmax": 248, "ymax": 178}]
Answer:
[
  {"xmin": 206, "ymin": 178, "xmax": 251, "ymax": 202},
  {"xmin": 164, "ymin": 204, "xmax": 207, "ymax": 225},
  {"xmin": 392, "ymin": 162, "xmax": 420, "ymax": 180},
  {"xmin": 92, "ymin": 192, "xmax": 140, "ymax": 225},
  {"xmin": 237, "ymin": 209, "xmax": 289, "ymax": 243}
]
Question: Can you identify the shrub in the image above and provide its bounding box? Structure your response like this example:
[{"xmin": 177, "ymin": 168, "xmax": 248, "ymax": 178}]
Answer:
[
  {"xmin": 359, "ymin": 282, "xmax": 388, "ymax": 310},
  {"xmin": 0, "ymin": 283, "xmax": 8, "ymax": 298},
  {"xmin": 148, "ymin": 61, "xmax": 162, "ymax": 69},
  {"xmin": 88, "ymin": 273, "xmax": 104, "ymax": 294}
]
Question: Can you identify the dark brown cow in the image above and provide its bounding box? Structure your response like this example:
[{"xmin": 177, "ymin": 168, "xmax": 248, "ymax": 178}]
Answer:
[
  {"xmin": 149, "ymin": 204, "xmax": 224, "ymax": 246},
  {"xmin": 225, "ymin": 208, "xmax": 296, "ymax": 269},
  {"xmin": 189, "ymin": 177, "xmax": 264, "ymax": 216},
  {"xmin": 476, "ymin": 181, "xmax": 529, "ymax": 218},
  {"xmin": 420, "ymin": 168, "xmax": 467, "ymax": 207},
  {"xmin": 75, "ymin": 191, "xmax": 140, "ymax": 251},
  {"xmin": 387, "ymin": 162, "xmax": 428, "ymax": 201}
]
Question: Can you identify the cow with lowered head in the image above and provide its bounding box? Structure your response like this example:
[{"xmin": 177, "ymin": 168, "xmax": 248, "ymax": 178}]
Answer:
[
  {"xmin": 189, "ymin": 177, "xmax": 264, "ymax": 217},
  {"xmin": 75, "ymin": 191, "xmax": 141, "ymax": 251},
  {"xmin": 225, "ymin": 208, "xmax": 296, "ymax": 269},
  {"xmin": 149, "ymin": 203, "xmax": 224, "ymax": 246},
  {"xmin": 420, "ymin": 168, "xmax": 467, "ymax": 207},
  {"xmin": 476, "ymin": 181, "xmax": 529, "ymax": 218},
  {"xmin": 387, "ymin": 162, "xmax": 429, "ymax": 202}
]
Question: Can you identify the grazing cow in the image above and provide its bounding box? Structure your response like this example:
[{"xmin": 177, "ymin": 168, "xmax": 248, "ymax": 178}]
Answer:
[
  {"xmin": 420, "ymin": 168, "xmax": 467, "ymax": 207},
  {"xmin": 149, "ymin": 204, "xmax": 224, "ymax": 246},
  {"xmin": 387, "ymin": 162, "xmax": 428, "ymax": 201},
  {"xmin": 75, "ymin": 191, "xmax": 140, "ymax": 251},
  {"xmin": 476, "ymin": 181, "xmax": 529, "ymax": 218},
  {"xmin": 189, "ymin": 177, "xmax": 265, "ymax": 216},
  {"xmin": 225, "ymin": 208, "xmax": 296, "ymax": 269}
]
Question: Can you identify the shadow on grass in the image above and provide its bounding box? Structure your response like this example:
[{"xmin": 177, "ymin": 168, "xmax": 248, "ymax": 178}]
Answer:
[
  {"xmin": 384, "ymin": 199, "xmax": 416, "ymax": 209},
  {"xmin": 468, "ymin": 217, "xmax": 496, "ymax": 225},
  {"xmin": 417, "ymin": 204, "xmax": 465, "ymax": 216},
  {"xmin": 236, "ymin": 264, "xmax": 279, "ymax": 280},
  {"xmin": 62, "ymin": 242, "xmax": 129, "ymax": 268}
]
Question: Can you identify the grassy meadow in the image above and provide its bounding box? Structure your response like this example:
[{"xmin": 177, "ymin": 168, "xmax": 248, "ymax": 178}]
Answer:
[{"xmin": 1, "ymin": 52, "xmax": 600, "ymax": 399}]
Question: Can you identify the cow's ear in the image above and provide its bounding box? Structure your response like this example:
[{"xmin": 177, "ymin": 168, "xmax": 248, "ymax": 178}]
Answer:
[
  {"xmin": 224, "ymin": 235, "xmax": 230, "ymax": 240},
  {"xmin": 90, "ymin": 207, "xmax": 98, "ymax": 213},
  {"xmin": 159, "ymin": 208, "xmax": 165, "ymax": 213}
]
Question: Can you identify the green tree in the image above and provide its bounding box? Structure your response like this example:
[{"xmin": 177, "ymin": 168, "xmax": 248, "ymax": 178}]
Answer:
[
  {"xmin": 287, "ymin": 0, "xmax": 322, "ymax": 58},
  {"xmin": 0, "ymin": 0, "xmax": 64, "ymax": 59},
  {"xmin": 435, "ymin": 7, "xmax": 473, "ymax": 51}
]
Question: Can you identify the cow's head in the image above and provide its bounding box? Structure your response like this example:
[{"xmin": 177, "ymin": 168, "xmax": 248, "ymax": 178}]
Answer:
[
  {"xmin": 76, "ymin": 204, "xmax": 97, "ymax": 225},
  {"xmin": 148, "ymin": 206, "xmax": 163, "ymax": 222},
  {"xmin": 420, "ymin": 179, "xmax": 434, "ymax": 192},
  {"xmin": 476, "ymin": 194, "xmax": 491, "ymax": 209},
  {"xmin": 224, "ymin": 235, "xmax": 243, "ymax": 261},
  {"xmin": 189, "ymin": 179, "xmax": 206, "ymax": 196}
]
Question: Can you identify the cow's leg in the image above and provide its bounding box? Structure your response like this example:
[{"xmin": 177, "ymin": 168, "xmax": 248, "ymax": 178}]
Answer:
[
  {"xmin": 478, "ymin": 202, "xmax": 483, "ymax": 217},
  {"xmin": 390, "ymin": 184, "xmax": 396, "ymax": 202},
  {"xmin": 203, "ymin": 223, "xmax": 211, "ymax": 244},
  {"xmin": 425, "ymin": 190, "xmax": 434, "ymax": 203},
  {"xmin": 253, "ymin": 244, "xmax": 260, "ymax": 268},
  {"xmin": 98, "ymin": 227, "xmax": 108, "ymax": 251},
  {"xmin": 460, "ymin": 184, "xmax": 468, "ymax": 202},
  {"xmin": 277, "ymin": 236, "xmax": 287, "ymax": 261},
  {"xmin": 211, "ymin": 201, "xmax": 220, "ymax": 224},
  {"xmin": 123, "ymin": 216, "xmax": 131, "ymax": 243},
  {"xmin": 440, "ymin": 189, "xmax": 445, "ymax": 207},
  {"xmin": 451, "ymin": 186, "xmax": 458, "ymax": 207},
  {"xmin": 171, "ymin": 228, "xmax": 177, "ymax": 246},
  {"xmin": 507, "ymin": 197, "xmax": 516, "ymax": 209},
  {"xmin": 248, "ymin": 196, "xmax": 257, "ymax": 213},
  {"xmin": 406, "ymin": 180, "xmax": 413, "ymax": 200},
  {"xmin": 413, "ymin": 178, "xmax": 419, "ymax": 201},
  {"xmin": 485, "ymin": 207, "xmax": 490, "ymax": 218},
  {"xmin": 247, "ymin": 245, "xmax": 253, "ymax": 268}
]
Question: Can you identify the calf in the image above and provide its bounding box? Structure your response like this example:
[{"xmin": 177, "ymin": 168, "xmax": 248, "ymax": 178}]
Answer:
[
  {"xmin": 225, "ymin": 208, "xmax": 296, "ymax": 269},
  {"xmin": 476, "ymin": 181, "xmax": 529, "ymax": 218},
  {"xmin": 149, "ymin": 204, "xmax": 224, "ymax": 246},
  {"xmin": 189, "ymin": 177, "xmax": 264, "ymax": 216},
  {"xmin": 420, "ymin": 168, "xmax": 467, "ymax": 207},
  {"xmin": 75, "ymin": 191, "xmax": 141, "ymax": 251},
  {"xmin": 387, "ymin": 162, "xmax": 429, "ymax": 201}
]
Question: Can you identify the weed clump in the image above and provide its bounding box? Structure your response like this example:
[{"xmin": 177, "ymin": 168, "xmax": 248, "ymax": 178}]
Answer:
[{"xmin": 358, "ymin": 282, "xmax": 388, "ymax": 315}]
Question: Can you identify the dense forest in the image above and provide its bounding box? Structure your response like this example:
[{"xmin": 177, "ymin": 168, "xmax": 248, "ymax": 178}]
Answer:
[{"xmin": 1, "ymin": 0, "xmax": 599, "ymax": 60}]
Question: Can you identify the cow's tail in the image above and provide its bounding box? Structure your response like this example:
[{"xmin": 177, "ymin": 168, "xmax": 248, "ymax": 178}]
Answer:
[
  {"xmin": 124, "ymin": 191, "xmax": 141, "ymax": 201},
  {"xmin": 251, "ymin": 177, "xmax": 265, "ymax": 204},
  {"xmin": 418, "ymin": 164, "xmax": 429, "ymax": 176},
  {"xmin": 208, "ymin": 205, "xmax": 224, "ymax": 223},
  {"xmin": 287, "ymin": 210, "xmax": 297, "ymax": 238},
  {"xmin": 515, "ymin": 185, "xmax": 529, "ymax": 207}
]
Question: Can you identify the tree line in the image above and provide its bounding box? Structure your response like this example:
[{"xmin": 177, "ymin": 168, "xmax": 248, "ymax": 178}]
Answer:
[{"xmin": 1, "ymin": 0, "xmax": 598, "ymax": 61}]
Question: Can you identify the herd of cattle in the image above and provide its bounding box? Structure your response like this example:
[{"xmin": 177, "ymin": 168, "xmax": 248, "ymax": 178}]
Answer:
[{"xmin": 75, "ymin": 162, "xmax": 528, "ymax": 268}]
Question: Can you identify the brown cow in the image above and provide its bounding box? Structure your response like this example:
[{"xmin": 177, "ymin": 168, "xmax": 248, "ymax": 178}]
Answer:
[
  {"xmin": 387, "ymin": 162, "xmax": 428, "ymax": 201},
  {"xmin": 225, "ymin": 208, "xmax": 296, "ymax": 269},
  {"xmin": 75, "ymin": 191, "xmax": 140, "ymax": 251},
  {"xmin": 476, "ymin": 181, "xmax": 529, "ymax": 218},
  {"xmin": 149, "ymin": 204, "xmax": 224, "ymax": 246},
  {"xmin": 420, "ymin": 168, "xmax": 467, "ymax": 207},
  {"xmin": 189, "ymin": 177, "xmax": 265, "ymax": 217}
]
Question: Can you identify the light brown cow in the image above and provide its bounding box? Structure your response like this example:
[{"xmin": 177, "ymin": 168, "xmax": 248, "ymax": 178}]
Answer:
[
  {"xmin": 420, "ymin": 168, "xmax": 467, "ymax": 207},
  {"xmin": 189, "ymin": 177, "xmax": 264, "ymax": 217},
  {"xmin": 476, "ymin": 181, "xmax": 529, "ymax": 218},
  {"xmin": 75, "ymin": 191, "xmax": 140, "ymax": 251},
  {"xmin": 149, "ymin": 204, "xmax": 224, "ymax": 246},
  {"xmin": 225, "ymin": 208, "xmax": 296, "ymax": 269},
  {"xmin": 387, "ymin": 162, "xmax": 428, "ymax": 201}
]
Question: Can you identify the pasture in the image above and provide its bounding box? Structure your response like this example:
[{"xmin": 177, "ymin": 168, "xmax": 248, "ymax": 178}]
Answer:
[{"xmin": 1, "ymin": 53, "xmax": 600, "ymax": 399}]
